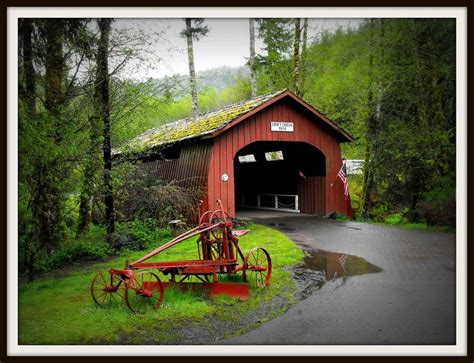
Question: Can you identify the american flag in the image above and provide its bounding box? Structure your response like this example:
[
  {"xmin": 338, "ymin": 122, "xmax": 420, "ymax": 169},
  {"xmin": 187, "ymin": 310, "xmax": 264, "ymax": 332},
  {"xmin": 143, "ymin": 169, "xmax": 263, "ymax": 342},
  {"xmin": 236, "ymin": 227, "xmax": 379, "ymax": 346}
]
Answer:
[{"xmin": 337, "ymin": 162, "xmax": 349, "ymax": 198}]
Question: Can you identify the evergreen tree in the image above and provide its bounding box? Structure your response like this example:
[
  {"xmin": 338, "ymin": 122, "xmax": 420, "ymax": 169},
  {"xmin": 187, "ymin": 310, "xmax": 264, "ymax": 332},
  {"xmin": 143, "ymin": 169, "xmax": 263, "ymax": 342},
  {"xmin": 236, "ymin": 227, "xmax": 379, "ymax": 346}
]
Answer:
[{"xmin": 255, "ymin": 18, "xmax": 292, "ymax": 92}]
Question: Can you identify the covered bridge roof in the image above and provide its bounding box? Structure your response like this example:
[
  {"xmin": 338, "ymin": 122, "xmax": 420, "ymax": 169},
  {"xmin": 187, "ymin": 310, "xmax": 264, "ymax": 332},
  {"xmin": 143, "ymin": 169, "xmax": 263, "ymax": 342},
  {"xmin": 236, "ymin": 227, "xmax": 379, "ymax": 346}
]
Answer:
[{"xmin": 115, "ymin": 89, "xmax": 352, "ymax": 156}]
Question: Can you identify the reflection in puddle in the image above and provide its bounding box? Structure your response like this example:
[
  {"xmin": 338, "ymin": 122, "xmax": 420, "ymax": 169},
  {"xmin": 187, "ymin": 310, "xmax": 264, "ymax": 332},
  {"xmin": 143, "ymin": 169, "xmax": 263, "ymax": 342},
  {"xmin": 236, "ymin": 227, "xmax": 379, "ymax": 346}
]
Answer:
[
  {"xmin": 292, "ymin": 249, "xmax": 382, "ymax": 300},
  {"xmin": 302, "ymin": 250, "xmax": 382, "ymax": 280}
]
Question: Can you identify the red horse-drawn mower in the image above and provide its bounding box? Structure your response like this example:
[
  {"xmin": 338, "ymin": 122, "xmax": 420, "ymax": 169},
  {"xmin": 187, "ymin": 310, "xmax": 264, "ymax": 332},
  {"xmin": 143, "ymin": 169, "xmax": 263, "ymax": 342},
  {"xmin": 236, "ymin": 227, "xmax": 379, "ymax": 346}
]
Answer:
[{"xmin": 91, "ymin": 200, "xmax": 272, "ymax": 313}]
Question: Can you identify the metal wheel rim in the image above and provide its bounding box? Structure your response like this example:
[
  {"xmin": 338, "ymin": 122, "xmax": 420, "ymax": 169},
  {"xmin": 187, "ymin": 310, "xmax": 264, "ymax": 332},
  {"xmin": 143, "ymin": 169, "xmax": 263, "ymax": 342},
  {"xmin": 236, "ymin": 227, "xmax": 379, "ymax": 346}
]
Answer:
[
  {"xmin": 91, "ymin": 272, "xmax": 123, "ymax": 307},
  {"xmin": 242, "ymin": 247, "xmax": 272, "ymax": 288},
  {"xmin": 125, "ymin": 271, "xmax": 164, "ymax": 313},
  {"xmin": 209, "ymin": 210, "xmax": 231, "ymax": 240}
]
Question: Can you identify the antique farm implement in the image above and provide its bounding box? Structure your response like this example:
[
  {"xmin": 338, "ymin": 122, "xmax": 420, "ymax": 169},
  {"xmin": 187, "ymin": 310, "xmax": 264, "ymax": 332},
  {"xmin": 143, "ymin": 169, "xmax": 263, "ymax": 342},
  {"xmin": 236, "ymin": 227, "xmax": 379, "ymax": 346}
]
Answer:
[{"xmin": 91, "ymin": 200, "xmax": 272, "ymax": 313}]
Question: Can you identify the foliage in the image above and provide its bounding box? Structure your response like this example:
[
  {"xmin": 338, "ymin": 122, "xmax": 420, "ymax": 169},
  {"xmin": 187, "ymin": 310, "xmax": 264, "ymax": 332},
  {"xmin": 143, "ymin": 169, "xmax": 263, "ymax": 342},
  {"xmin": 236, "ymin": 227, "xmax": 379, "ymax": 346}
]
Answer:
[
  {"xmin": 17, "ymin": 17, "xmax": 456, "ymax": 284},
  {"xmin": 18, "ymin": 225, "xmax": 107, "ymax": 276},
  {"xmin": 255, "ymin": 19, "xmax": 293, "ymax": 93},
  {"xmin": 302, "ymin": 20, "xmax": 455, "ymax": 225},
  {"xmin": 105, "ymin": 163, "xmax": 205, "ymax": 227},
  {"xmin": 417, "ymin": 175, "xmax": 456, "ymax": 227}
]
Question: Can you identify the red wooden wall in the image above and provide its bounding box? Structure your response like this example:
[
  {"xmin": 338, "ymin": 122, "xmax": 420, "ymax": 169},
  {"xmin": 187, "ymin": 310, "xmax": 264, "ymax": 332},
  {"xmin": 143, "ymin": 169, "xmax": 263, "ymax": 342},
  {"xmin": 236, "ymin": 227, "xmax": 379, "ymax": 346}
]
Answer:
[
  {"xmin": 207, "ymin": 98, "xmax": 347, "ymax": 217},
  {"xmin": 140, "ymin": 141, "xmax": 212, "ymax": 191},
  {"xmin": 298, "ymin": 176, "xmax": 326, "ymax": 215}
]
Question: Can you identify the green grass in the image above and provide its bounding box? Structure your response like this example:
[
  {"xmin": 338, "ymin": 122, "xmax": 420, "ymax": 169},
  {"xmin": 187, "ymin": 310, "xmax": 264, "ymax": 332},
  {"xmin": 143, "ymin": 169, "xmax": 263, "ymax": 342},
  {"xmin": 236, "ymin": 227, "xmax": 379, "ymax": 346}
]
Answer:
[
  {"xmin": 334, "ymin": 213, "xmax": 454, "ymax": 233},
  {"xmin": 18, "ymin": 223, "xmax": 304, "ymax": 345},
  {"xmin": 344, "ymin": 176, "xmax": 454, "ymax": 232}
]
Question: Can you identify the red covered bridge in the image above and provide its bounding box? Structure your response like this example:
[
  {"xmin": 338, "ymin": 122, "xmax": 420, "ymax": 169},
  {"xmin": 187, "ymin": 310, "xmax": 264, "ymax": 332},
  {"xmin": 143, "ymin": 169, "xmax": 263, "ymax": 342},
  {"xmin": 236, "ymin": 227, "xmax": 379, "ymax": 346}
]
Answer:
[{"xmin": 116, "ymin": 89, "xmax": 353, "ymax": 217}]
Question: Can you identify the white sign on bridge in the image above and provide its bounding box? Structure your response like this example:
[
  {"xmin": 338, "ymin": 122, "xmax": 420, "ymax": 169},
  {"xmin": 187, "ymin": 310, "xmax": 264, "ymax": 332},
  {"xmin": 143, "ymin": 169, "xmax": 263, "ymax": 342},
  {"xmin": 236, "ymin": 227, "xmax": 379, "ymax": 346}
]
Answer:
[{"xmin": 271, "ymin": 122, "xmax": 294, "ymax": 132}]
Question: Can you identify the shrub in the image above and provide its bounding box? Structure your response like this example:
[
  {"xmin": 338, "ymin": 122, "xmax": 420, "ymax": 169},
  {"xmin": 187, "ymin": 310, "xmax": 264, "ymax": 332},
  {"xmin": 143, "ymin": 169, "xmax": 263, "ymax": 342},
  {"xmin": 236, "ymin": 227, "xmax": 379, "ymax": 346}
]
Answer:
[
  {"xmin": 32, "ymin": 225, "xmax": 112, "ymax": 274},
  {"xmin": 113, "ymin": 219, "xmax": 171, "ymax": 250},
  {"xmin": 95, "ymin": 163, "xmax": 205, "ymax": 228},
  {"xmin": 417, "ymin": 176, "xmax": 455, "ymax": 227},
  {"xmin": 384, "ymin": 213, "xmax": 406, "ymax": 225},
  {"xmin": 369, "ymin": 202, "xmax": 390, "ymax": 222}
]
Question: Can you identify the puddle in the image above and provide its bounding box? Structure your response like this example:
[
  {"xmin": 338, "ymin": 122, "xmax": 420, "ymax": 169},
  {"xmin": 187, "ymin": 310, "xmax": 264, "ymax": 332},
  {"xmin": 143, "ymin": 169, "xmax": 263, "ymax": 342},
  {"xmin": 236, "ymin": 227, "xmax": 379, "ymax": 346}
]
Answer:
[
  {"xmin": 292, "ymin": 249, "xmax": 382, "ymax": 300},
  {"xmin": 302, "ymin": 249, "xmax": 382, "ymax": 280}
]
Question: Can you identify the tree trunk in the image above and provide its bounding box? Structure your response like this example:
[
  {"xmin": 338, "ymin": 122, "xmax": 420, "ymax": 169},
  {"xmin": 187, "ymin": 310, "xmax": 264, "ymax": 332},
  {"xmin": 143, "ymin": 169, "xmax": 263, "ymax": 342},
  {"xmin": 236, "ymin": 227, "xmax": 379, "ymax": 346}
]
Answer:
[
  {"xmin": 96, "ymin": 18, "xmax": 115, "ymax": 238},
  {"xmin": 31, "ymin": 19, "xmax": 65, "ymax": 254},
  {"xmin": 410, "ymin": 19, "xmax": 429, "ymax": 129},
  {"xmin": 361, "ymin": 19, "xmax": 376, "ymax": 218},
  {"xmin": 185, "ymin": 19, "xmax": 199, "ymax": 117},
  {"xmin": 19, "ymin": 20, "xmax": 37, "ymax": 280},
  {"xmin": 249, "ymin": 19, "xmax": 257, "ymax": 97},
  {"xmin": 20, "ymin": 19, "xmax": 36, "ymax": 119},
  {"xmin": 299, "ymin": 18, "xmax": 308, "ymax": 98},
  {"xmin": 77, "ymin": 116, "xmax": 101, "ymax": 236},
  {"xmin": 293, "ymin": 18, "xmax": 301, "ymax": 96},
  {"xmin": 44, "ymin": 20, "xmax": 65, "ymax": 124}
]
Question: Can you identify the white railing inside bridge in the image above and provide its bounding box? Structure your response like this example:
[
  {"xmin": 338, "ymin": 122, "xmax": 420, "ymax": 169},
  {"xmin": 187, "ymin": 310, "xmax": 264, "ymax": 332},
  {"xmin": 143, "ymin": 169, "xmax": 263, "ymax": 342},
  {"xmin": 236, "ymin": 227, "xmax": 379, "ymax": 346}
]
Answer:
[{"xmin": 236, "ymin": 193, "xmax": 300, "ymax": 213}]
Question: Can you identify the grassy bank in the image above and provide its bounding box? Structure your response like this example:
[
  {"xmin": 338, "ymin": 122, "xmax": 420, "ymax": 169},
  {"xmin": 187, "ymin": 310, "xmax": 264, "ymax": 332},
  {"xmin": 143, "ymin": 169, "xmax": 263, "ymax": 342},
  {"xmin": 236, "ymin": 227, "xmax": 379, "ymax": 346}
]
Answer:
[
  {"xmin": 18, "ymin": 224, "xmax": 304, "ymax": 344},
  {"xmin": 333, "ymin": 213, "xmax": 454, "ymax": 233},
  {"xmin": 341, "ymin": 176, "xmax": 454, "ymax": 233}
]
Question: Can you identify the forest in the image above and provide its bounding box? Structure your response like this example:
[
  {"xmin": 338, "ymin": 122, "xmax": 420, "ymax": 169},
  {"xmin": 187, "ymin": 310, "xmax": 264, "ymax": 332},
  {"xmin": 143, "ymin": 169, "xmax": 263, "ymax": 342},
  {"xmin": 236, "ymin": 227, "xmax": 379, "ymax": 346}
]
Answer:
[{"xmin": 17, "ymin": 18, "xmax": 456, "ymax": 281}]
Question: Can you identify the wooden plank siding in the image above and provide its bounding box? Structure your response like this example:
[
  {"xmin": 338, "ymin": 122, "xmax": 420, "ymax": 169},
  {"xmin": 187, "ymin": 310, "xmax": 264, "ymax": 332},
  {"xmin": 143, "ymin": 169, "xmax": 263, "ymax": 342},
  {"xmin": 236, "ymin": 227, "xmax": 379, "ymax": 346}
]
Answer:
[
  {"xmin": 207, "ymin": 99, "xmax": 346, "ymax": 216},
  {"xmin": 139, "ymin": 141, "xmax": 212, "ymax": 193},
  {"xmin": 298, "ymin": 177, "xmax": 326, "ymax": 215}
]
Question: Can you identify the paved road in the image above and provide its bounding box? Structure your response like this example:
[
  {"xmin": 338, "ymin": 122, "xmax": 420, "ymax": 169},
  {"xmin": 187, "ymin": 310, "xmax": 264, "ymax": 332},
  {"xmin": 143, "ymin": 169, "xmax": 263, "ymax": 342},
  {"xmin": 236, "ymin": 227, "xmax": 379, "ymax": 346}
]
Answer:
[{"xmin": 223, "ymin": 212, "xmax": 456, "ymax": 345}]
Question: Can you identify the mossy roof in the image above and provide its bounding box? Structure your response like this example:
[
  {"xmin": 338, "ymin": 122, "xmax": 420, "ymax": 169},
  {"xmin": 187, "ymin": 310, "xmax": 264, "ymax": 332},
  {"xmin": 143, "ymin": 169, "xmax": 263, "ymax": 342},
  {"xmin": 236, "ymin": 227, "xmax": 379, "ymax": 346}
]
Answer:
[
  {"xmin": 115, "ymin": 89, "xmax": 287, "ymax": 155},
  {"xmin": 115, "ymin": 89, "xmax": 352, "ymax": 157}
]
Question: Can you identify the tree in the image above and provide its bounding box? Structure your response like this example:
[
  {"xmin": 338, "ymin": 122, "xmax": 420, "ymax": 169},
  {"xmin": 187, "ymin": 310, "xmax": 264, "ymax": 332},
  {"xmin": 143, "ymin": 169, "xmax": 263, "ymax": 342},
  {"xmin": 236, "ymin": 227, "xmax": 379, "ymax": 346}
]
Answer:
[
  {"xmin": 361, "ymin": 19, "xmax": 377, "ymax": 218},
  {"xmin": 299, "ymin": 18, "xmax": 308, "ymax": 98},
  {"xmin": 18, "ymin": 18, "xmax": 37, "ymax": 282},
  {"xmin": 292, "ymin": 18, "xmax": 301, "ymax": 96},
  {"xmin": 30, "ymin": 19, "xmax": 67, "ymax": 256},
  {"xmin": 249, "ymin": 19, "xmax": 257, "ymax": 97},
  {"xmin": 181, "ymin": 18, "xmax": 208, "ymax": 117},
  {"xmin": 256, "ymin": 18, "xmax": 292, "ymax": 92},
  {"xmin": 19, "ymin": 19, "xmax": 36, "ymax": 119},
  {"xmin": 96, "ymin": 18, "xmax": 116, "ymax": 237}
]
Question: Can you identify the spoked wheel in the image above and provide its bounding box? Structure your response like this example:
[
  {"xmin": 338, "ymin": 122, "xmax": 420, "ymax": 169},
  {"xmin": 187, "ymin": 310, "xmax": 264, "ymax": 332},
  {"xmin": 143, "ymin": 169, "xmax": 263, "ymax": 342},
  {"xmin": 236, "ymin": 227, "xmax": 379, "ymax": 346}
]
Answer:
[
  {"xmin": 242, "ymin": 247, "xmax": 272, "ymax": 288},
  {"xmin": 91, "ymin": 271, "xmax": 124, "ymax": 307},
  {"xmin": 209, "ymin": 210, "xmax": 231, "ymax": 241},
  {"xmin": 125, "ymin": 271, "xmax": 164, "ymax": 313}
]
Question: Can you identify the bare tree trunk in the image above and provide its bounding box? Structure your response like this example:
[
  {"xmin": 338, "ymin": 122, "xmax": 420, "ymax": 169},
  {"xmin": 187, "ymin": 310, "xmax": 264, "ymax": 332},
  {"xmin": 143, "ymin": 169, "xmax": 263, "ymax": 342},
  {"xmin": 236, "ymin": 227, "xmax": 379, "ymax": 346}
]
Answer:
[
  {"xmin": 299, "ymin": 18, "xmax": 308, "ymax": 98},
  {"xmin": 293, "ymin": 18, "xmax": 301, "ymax": 96},
  {"xmin": 361, "ymin": 19, "xmax": 376, "ymax": 218},
  {"xmin": 96, "ymin": 18, "xmax": 115, "ymax": 238},
  {"xmin": 249, "ymin": 19, "xmax": 257, "ymax": 97},
  {"xmin": 185, "ymin": 19, "xmax": 199, "ymax": 117}
]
